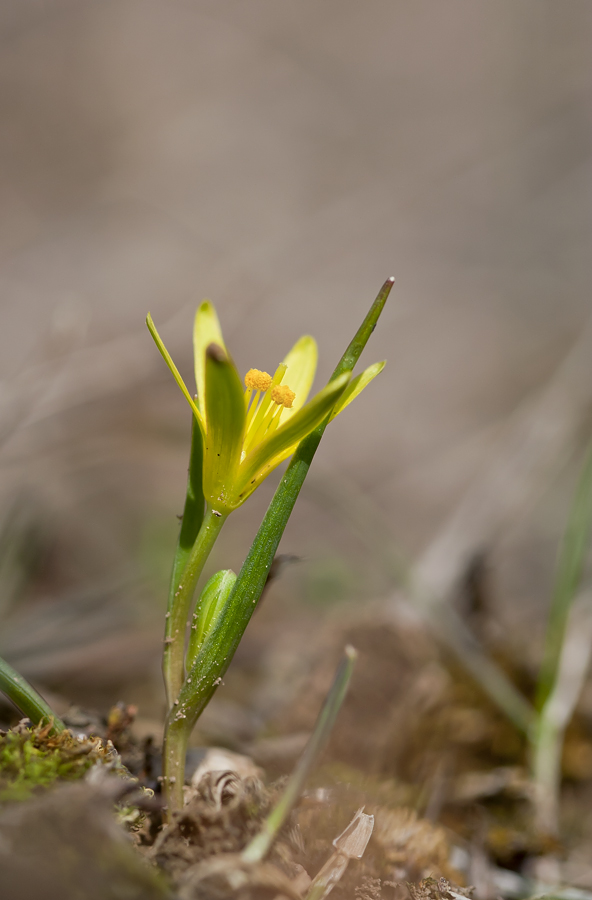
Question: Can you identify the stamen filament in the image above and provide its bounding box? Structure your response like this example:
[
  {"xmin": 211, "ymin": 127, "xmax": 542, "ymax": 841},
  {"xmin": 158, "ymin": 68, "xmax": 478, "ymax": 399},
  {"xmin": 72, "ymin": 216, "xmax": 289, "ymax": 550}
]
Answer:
[
  {"xmin": 246, "ymin": 398, "xmax": 284, "ymax": 451},
  {"xmin": 244, "ymin": 389, "xmax": 260, "ymax": 431},
  {"xmin": 266, "ymin": 403, "xmax": 284, "ymax": 436}
]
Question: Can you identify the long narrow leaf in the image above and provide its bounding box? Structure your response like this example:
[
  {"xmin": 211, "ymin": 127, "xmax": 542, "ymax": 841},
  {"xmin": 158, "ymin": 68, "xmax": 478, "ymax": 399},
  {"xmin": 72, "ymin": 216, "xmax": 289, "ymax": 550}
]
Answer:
[
  {"xmin": 536, "ymin": 438, "xmax": 592, "ymax": 710},
  {"xmin": 146, "ymin": 313, "xmax": 203, "ymax": 425},
  {"xmin": 0, "ymin": 655, "xmax": 65, "ymax": 733},
  {"xmin": 242, "ymin": 646, "xmax": 357, "ymax": 864}
]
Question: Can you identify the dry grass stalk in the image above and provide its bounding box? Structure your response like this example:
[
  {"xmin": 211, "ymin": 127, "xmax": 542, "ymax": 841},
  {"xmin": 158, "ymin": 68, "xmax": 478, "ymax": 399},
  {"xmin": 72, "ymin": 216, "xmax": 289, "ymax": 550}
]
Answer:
[{"xmin": 306, "ymin": 808, "xmax": 374, "ymax": 900}]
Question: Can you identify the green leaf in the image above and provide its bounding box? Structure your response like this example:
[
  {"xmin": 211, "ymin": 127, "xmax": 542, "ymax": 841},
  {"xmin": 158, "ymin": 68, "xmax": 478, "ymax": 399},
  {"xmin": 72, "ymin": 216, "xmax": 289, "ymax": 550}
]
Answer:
[
  {"xmin": 146, "ymin": 313, "xmax": 203, "ymax": 427},
  {"xmin": 536, "ymin": 438, "xmax": 592, "ymax": 710},
  {"xmin": 0, "ymin": 655, "xmax": 65, "ymax": 733},
  {"xmin": 242, "ymin": 646, "xmax": 357, "ymax": 863},
  {"xmin": 330, "ymin": 361, "xmax": 386, "ymax": 420},
  {"xmin": 186, "ymin": 569, "xmax": 236, "ymax": 672}
]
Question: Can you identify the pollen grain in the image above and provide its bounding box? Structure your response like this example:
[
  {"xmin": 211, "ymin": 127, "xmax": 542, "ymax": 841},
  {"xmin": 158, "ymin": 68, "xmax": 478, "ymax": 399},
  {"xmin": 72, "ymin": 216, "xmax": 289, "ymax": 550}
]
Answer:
[
  {"xmin": 245, "ymin": 368, "xmax": 272, "ymax": 392},
  {"xmin": 271, "ymin": 384, "xmax": 296, "ymax": 408}
]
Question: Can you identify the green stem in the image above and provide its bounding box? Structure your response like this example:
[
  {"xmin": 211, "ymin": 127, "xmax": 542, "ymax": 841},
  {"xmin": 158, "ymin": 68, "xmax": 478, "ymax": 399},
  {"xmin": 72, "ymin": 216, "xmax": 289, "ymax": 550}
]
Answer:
[
  {"xmin": 531, "ymin": 706, "xmax": 561, "ymax": 836},
  {"xmin": 536, "ymin": 439, "xmax": 592, "ymax": 711},
  {"xmin": 162, "ymin": 708, "xmax": 191, "ymax": 820},
  {"xmin": 0, "ymin": 655, "xmax": 65, "ymax": 733},
  {"xmin": 163, "ymin": 504, "xmax": 227, "ymax": 708},
  {"xmin": 242, "ymin": 646, "xmax": 357, "ymax": 864},
  {"xmin": 530, "ymin": 599, "xmax": 592, "ymax": 835}
]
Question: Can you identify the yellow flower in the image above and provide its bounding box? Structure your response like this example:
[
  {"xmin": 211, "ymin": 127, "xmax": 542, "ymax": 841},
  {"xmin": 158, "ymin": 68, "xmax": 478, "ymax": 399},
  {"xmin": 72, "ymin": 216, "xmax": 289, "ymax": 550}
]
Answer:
[{"xmin": 147, "ymin": 302, "xmax": 384, "ymax": 515}]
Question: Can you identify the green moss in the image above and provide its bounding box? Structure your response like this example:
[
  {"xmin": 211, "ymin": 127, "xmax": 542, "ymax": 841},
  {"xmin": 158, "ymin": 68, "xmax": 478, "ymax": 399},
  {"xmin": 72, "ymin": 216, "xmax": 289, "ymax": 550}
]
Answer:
[{"xmin": 0, "ymin": 721, "xmax": 121, "ymax": 803}]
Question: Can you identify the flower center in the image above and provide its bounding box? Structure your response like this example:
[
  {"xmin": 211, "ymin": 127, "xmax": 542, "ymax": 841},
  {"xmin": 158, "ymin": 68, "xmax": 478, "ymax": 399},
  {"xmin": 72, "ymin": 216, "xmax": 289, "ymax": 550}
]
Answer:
[{"xmin": 242, "ymin": 364, "xmax": 295, "ymax": 457}]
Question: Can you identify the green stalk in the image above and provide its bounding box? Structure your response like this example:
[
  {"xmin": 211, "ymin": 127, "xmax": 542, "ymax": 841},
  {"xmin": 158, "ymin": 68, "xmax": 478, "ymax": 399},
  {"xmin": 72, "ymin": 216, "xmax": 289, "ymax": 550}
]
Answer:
[
  {"xmin": 163, "ymin": 504, "xmax": 227, "ymax": 709},
  {"xmin": 170, "ymin": 417, "xmax": 206, "ymax": 605},
  {"xmin": 530, "ymin": 608, "xmax": 592, "ymax": 835},
  {"xmin": 529, "ymin": 439, "xmax": 592, "ymax": 833},
  {"xmin": 536, "ymin": 439, "xmax": 592, "ymax": 712},
  {"xmin": 163, "ymin": 279, "xmax": 393, "ymax": 819},
  {"xmin": 163, "ymin": 417, "xmax": 205, "ymax": 708},
  {"xmin": 0, "ymin": 655, "xmax": 65, "ymax": 733},
  {"xmin": 162, "ymin": 710, "xmax": 192, "ymax": 816},
  {"xmin": 242, "ymin": 646, "xmax": 357, "ymax": 864}
]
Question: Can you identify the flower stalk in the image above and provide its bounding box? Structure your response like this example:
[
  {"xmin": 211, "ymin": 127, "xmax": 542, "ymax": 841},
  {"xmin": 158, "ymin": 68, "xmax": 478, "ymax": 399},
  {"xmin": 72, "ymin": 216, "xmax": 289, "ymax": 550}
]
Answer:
[{"xmin": 162, "ymin": 505, "xmax": 227, "ymax": 708}]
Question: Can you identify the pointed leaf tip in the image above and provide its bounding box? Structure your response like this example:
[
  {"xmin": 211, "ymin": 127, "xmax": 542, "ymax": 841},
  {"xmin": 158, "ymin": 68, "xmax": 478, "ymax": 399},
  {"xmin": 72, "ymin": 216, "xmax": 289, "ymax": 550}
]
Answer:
[
  {"xmin": 380, "ymin": 276, "xmax": 395, "ymax": 295},
  {"xmin": 146, "ymin": 311, "xmax": 204, "ymax": 427}
]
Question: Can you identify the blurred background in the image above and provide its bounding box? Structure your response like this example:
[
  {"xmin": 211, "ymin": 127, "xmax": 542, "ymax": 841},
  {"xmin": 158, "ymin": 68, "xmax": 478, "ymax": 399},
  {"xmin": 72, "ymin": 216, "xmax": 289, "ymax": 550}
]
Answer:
[{"xmin": 0, "ymin": 0, "xmax": 591, "ymax": 744}]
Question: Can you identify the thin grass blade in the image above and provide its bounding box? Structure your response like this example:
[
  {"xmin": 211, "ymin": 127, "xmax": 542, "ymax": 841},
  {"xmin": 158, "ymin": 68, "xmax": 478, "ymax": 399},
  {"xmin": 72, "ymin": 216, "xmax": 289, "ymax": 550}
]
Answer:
[
  {"xmin": 536, "ymin": 438, "xmax": 592, "ymax": 710},
  {"xmin": 0, "ymin": 655, "xmax": 65, "ymax": 733},
  {"xmin": 242, "ymin": 646, "xmax": 357, "ymax": 864}
]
